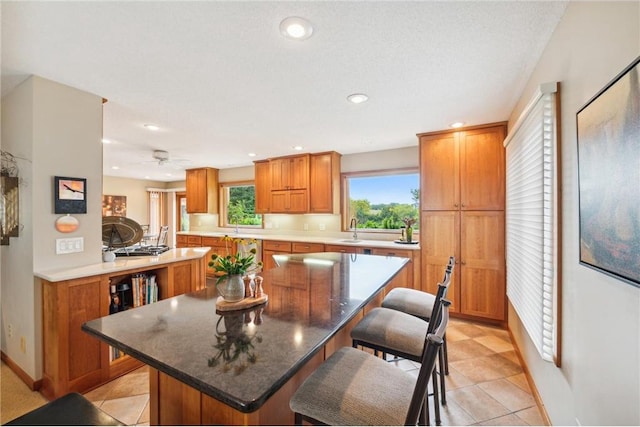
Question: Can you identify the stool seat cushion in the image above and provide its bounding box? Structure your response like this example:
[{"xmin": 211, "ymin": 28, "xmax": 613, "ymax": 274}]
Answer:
[
  {"xmin": 382, "ymin": 287, "xmax": 435, "ymax": 320},
  {"xmin": 6, "ymin": 392, "xmax": 123, "ymax": 426},
  {"xmin": 290, "ymin": 347, "xmax": 415, "ymax": 425},
  {"xmin": 350, "ymin": 307, "xmax": 428, "ymax": 358}
]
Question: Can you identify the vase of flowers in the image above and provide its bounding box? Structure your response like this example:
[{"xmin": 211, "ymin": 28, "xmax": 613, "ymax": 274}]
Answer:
[
  {"xmin": 403, "ymin": 216, "xmax": 417, "ymax": 243},
  {"xmin": 209, "ymin": 236, "xmax": 263, "ymax": 302}
]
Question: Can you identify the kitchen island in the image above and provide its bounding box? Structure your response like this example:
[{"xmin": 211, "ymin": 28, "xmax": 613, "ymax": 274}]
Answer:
[{"xmin": 82, "ymin": 252, "xmax": 409, "ymax": 425}]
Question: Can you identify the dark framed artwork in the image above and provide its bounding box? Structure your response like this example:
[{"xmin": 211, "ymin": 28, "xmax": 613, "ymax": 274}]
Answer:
[
  {"xmin": 54, "ymin": 176, "xmax": 87, "ymax": 214},
  {"xmin": 577, "ymin": 55, "xmax": 640, "ymax": 287}
]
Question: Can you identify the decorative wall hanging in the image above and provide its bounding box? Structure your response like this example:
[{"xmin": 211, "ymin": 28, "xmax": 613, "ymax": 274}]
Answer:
[
  {"xmin": 577, "ymin": 55, "xmax": 640, "ymax": 287},
  {"xmin": 55, "ymin": 214, "xmax": 79, "ymax": 233},
  {"xmin": 54, "ymin": 176, "xmax": 87, "ymax": 214}
]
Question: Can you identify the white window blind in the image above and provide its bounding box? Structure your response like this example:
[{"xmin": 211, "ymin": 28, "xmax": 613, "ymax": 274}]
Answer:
[{"xmin": 504, "ymin": 82, "xmax": 559, "ymax": 363}]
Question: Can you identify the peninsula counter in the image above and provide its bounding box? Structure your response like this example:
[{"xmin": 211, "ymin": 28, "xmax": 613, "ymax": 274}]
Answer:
[
  {"xmin": 37, "ymin": 248, "xmax": 209, "ymax": 400},
  {"xmin": 82, "ymin": 252, "xmax": 409, "ymax": 425}
]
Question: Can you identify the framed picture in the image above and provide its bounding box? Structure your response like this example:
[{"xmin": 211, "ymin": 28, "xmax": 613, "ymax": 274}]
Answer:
[
  {"xmin": 102, "ymin": 195, "xmax": 127, "ymax": 217},
  {"xmin": 577, "ymin": 55, "xmax": 640, "ymax": 287},
  {"xmin": 54, "ymin": 176, "xmax": 87, "ymax": 214}
]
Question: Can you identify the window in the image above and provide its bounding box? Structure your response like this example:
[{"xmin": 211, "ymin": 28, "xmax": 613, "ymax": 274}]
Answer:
[
  {"xmin": 219, "ymin": 181, "xmax": 263, "ymax": 229},
  {"xmin": 147, "ymin": 190, "xmax": 166, "ymax": 236},
  {"xmin": 342, "ymin": 169, "xmax": 419, "ymax": 233},
  {"xmin": 504, "ymin": 82, "xmax": 561, "ymax": 365}
]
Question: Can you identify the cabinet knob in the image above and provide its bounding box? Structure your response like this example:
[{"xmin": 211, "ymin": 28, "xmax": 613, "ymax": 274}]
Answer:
[
  {"xmin": 454, "ymin": 203, "xmax": 459, "ymax": 208},
  {"xmin": 461, "ymin": 203, "xmax": 466, "ymax": 208}
]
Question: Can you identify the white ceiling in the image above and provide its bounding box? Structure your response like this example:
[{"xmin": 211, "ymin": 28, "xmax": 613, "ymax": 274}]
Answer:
[{"xmin": 1, "ymin": 1, "xmax": 568, "ymax": 182}]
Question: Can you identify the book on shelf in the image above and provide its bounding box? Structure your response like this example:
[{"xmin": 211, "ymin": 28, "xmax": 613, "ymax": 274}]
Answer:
[{"xmin": 131, "ymin": 273, "xmax": 159, "ymax": 307}]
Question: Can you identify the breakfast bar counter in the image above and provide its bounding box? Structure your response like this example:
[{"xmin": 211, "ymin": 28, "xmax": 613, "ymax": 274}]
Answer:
[{"xmin": 82, "ymin": 252, "xmax": 409, "ymax": 425}]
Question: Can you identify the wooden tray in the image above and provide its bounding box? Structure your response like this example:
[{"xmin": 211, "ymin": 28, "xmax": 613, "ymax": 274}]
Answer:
[{"xmin": 215, "ymin": 294, "xmax": 268, "ymax": 312}]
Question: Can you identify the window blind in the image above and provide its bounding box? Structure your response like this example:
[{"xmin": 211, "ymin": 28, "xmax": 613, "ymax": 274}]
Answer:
[{"xmin": 504, "ymin": 83, "xmax": 558, "ymax": 363}]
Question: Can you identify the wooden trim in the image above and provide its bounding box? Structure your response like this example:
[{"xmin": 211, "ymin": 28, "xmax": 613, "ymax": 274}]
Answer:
[
  {"xmin": 1, "ymin": 351, "xmax": 42, "ymax": 392},
  {"xmin": 416, "ymin": 121, "xmax": 509, "ymax": 137},
  {"xmin": 507, "ymin": 328, "xmax": 552, "ymax": 426},
  {"xmin": 553, "ymin": 84, "xmax": 563, "ymax": 368}
]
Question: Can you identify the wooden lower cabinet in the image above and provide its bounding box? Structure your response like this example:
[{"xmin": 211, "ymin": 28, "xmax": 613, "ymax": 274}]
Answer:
[
  {"xmin": 176, "ymin": 235, "xmax": 188, "ymax": 248},
  {"xmin": 420, "ymin": 210, "xmax": 505, "ymax": 321},
  {"xmin": 41, "ymin": 257, "xmax": 206, "ymax": 400}
]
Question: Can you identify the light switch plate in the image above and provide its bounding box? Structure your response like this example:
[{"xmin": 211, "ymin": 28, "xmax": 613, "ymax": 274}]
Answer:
[{"xmin": 56, "ymin": 237, "xmax": 84, "ymax": 254}]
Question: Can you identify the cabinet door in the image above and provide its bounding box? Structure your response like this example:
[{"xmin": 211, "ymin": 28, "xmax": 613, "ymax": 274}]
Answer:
[
  {"xmin": 270, "ymin": 190, "xmax": 289, "ymax": 212},
  {"xmin": 459, "ymin": 125, "xmax": 506, "ymax": 210},
  {"xmin": 420, "ymin": 133, "xmax": 460, "ymax": 210},
  {"xmin": 186, "ymin": 168, "xmax": 219, "ymax": 214},
  {"xmin": 288, "ymin": 190, "xmax": 308, "ymax": 213},
  {"xmin": 420, "ymin": 211, "xmax": 460, "ymax": 312},
  {"xmin": 309, "ymin": 152, "xmax": 340, "ymax": 214},
  {"xmin": 459, "ymin": 211, "xmax": 505, "ymax": 320},
  {"xmin": 254, "ymin": 160, "xmax": 271, "ymax": 213},
  {"xmin": 270, "ymin": 158, "xmax": 290, "ymax": 190},
  {"xmin": 289, "ymin": 155, "xmax": 309, "ymax": 189}
]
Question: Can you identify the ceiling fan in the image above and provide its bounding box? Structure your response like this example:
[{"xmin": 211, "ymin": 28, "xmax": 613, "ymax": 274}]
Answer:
[{"xmin": 145, "ymin": 150, "xmax": 192, "ymax": 169}]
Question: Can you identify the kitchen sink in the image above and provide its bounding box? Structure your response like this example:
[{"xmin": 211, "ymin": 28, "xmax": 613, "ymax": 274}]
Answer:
[{"xmin": 338, "ymin": 239, "xmax": 362, "ymax": 243}]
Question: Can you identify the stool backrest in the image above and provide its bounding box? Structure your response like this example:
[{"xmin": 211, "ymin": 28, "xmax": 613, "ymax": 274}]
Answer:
[
  {"xmin": 404, "ymin": 299, "xmax": 451, "ymax": 425},
  {"xmin": 426, "ymin": 258, "xmax": 455, "ymax": 334}
]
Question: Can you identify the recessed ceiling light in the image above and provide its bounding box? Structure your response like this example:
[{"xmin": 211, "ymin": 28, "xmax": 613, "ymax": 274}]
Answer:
[
  {"xmin": 347, "ymin": 93, "xmax": 369, "ymax": 104},
  {"xmin": 101, "ymin": 138, "xmax": 111, "ymax": 144},
  {"xmin": 144, "ymin": 123, "xmax": 160, "ymax": 131},
  {"xmin": 280, "ymin": 16, "xmax": 313, "ymax": 40},
  {"xmin": 165, "ymin": 173, "xmax": 173, "ymax": 177},
  {"xmin": 293, "ymin": 146, "xmax": 303, "ymax": 151},
  {"xmin": 248, "ymin": 153, "xmax": 257, "ymax": 157},
  {"xmin": 450, "ymin": 122, "xmax": 465, "ymax": 128},
  {"xmin": 144, "ymin": 176, "xmax": 151, "ymax": 179},
  {"xmin": 111, "ymin": 166, "xmax": 120, "ymax": 170}
]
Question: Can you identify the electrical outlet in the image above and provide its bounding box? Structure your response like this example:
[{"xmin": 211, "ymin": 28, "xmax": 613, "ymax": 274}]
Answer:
[
  {"xmin": 7, "ymin": 323, "xmax": 13, "ymax": 338},
  {"xmin": 20, "ymin": 336, "xmax": 26, "ymax": 353},
  {"xmin": 303, "ymin": 223, "xmax": 309, "ymax": 231},
  {"xmin": 319, "ymin": 223, "xmax": 326, "ymax": 231}
]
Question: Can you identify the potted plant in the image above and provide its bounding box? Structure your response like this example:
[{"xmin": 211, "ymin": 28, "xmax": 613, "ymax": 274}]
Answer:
[{"xmin": 209, "ymin": 236, "xmax": 263, "ymax": 302}]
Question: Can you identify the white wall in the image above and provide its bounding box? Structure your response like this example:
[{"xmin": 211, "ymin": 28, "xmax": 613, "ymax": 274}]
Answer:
[
  {"xmin": 1, "ymin": 76, "xmax": 103, "ymax": 379},
  {"xmin": 507, "ymin": 2, "xmax": 640, "ymax": 425}
]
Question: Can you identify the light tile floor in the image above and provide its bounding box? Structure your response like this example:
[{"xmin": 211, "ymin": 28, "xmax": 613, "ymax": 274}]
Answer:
[{"xmin": 81, "ymin": 317, "xmax": 546, "ymax": 426}]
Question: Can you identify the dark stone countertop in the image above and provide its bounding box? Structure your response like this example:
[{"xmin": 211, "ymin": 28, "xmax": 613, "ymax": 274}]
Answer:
[{"xmin": 82, "ymin": 252, "xmax": 408, "ymax": 413}]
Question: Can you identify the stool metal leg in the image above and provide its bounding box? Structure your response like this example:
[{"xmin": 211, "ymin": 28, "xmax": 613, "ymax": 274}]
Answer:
[
  {"xmin": 443, "ymin": 333, "xmax": 449, "ymax": 375},
  {"xmin": 439, "ymin": 346, "xmax": 447, "ymax": 405}
]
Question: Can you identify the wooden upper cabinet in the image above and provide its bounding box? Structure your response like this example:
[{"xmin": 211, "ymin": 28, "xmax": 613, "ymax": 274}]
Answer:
[
  {"xmin": 254, "ymin": 160, "xmax": 271, "ymax": 214},
  {"xmin": 186, "ymin": 167, "xmax": 219, "ymax": 214},
  {"xmin": 271, "ymin": 189, "xmax": 308, "ymax": 213},
  {"xmin": 270, "ymin": 155, "xmax": 309, "ymax": 190},
  {"xmin": 419, "ymin": 123, "xmax": 506, "ymax": 211},
  {"xmin": 459, "ymin": 126, "xmax": 506, "ymax": 210},
  {"xmin": 309, "ymin": 152, "xmax": 341, "ymax": 214},
  {"xmin": 420, "ymin": 133, "xmax": 459, "ymax": 210}
]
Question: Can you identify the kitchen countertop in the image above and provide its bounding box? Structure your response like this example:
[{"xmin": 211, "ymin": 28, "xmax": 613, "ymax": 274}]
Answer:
[
  {"xmin": 82, "ymin": 252, "xmax": 409, "ymax": 413},
  {"xmin": 34, "ymin": 248, "xmax": 210, "ymax": 282},
  {"xmin": 177, "ymin": 230, "xmax": 420, "ymax": 250}
]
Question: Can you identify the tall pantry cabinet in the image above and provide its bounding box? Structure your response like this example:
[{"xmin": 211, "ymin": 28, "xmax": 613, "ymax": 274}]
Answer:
[{"xmin": 419, "ymin": 123, "xmax": 507, "ymax": 321}]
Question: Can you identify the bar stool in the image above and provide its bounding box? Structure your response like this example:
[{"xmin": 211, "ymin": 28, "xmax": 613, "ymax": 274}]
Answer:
[
  {"xmin": 6, "ymin": 392, "xmax": 123, "ymax": 426},
  {"xmin": 350, "ymin": 262, "xmax": 453, "ymax": 425},
  {"xmin": 382, "ymin": 256, "xmax": 455, "ymax": 399},
  {"xmin": 290, "ymin": 300, "xmax": 451, "ymax": 426}
]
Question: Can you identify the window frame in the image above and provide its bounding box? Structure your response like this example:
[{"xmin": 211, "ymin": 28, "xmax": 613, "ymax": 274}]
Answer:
[
  {"xmin": 218, "ymin": 180, "xmax": 264, "ymax": 230},
  {"xmin": 341, "ymin": 167, "xmax": 420, "ymax": 234}
]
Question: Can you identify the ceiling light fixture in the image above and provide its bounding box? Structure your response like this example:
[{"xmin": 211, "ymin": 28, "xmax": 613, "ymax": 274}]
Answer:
[
  {"xmin": 293, "ymin": 146, "xmax": 303, "ymax": 151},
  {"xmin": 347, "ymin": 93, "xmax": 369, "ymax": 104},
  {"xmin": 144, "ymin": 123, "xmax": 160, "ymax": 131},
  {"xmin": 248, "ymin": 153, "xmax": 256, "ymax": 157},
  {"xmin": 101, "ymin": 138, "xmax": 111, "ymax": 144},
  {"xmin": 450, "ymin": 122, "xmax": 465, "ymax": 128},
  {"xmin": 111, "ymin": 166, "xmax": 120, "ymax": 170},
  {"xmin": 280, "ymin": 16, "xmax": 313, "ymax": 40}
]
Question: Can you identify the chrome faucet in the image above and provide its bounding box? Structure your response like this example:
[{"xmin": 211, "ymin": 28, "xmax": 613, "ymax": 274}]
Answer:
[{"xmin": 350, "ymin": 217, "xmax": 358, "ymax": 240}]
